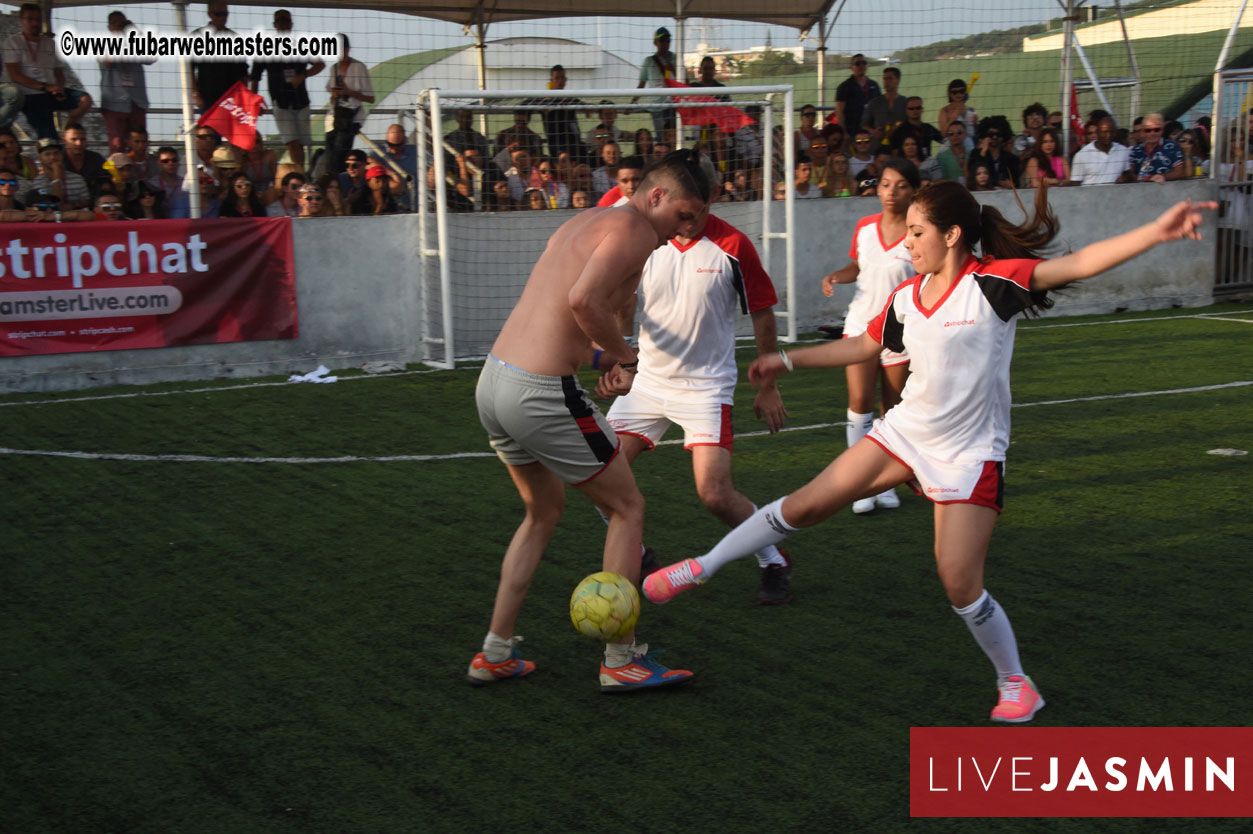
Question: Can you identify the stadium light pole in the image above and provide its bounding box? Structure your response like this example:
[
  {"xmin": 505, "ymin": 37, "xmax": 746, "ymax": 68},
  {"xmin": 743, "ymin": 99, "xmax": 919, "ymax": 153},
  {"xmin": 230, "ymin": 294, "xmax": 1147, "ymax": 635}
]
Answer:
[
  {"xmin": 1058, "ymin": 0, "xmax": 1078, "ymax": 154},
  {"xmin": 172, "ymin": 0, "xmax": 200, "ymax": 219},
  {"xmin": 675, "ymin": 3, "xmax": 686, "ymax": 145},
  {"xmin": 816, "ymin": 0, "xmax": 849, "ymax": 109},
  {"xmin": 1111, "ymin": 0, "xmax": 1142, "ymax": 126}
]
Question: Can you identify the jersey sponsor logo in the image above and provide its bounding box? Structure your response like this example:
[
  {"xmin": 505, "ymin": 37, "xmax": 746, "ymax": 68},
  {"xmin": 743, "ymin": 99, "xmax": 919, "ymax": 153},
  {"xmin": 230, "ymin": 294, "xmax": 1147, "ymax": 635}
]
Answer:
[
  {"xmin": 944, "ymin": 319, "xmax": 976, "ymax": 327},
  {"xmin": 695, "ymin": 267, "xmax": 724, "ymax": 274}
]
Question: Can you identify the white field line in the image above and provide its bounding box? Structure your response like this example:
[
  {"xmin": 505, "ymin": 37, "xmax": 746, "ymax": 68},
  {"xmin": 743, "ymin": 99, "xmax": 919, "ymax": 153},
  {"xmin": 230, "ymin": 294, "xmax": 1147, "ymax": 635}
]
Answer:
[
  {"xmin": 1194, "ymin": 315, "xmax": 1253, "ymax": 324},
  {"xmin": 1, "ymin": 380, "xmax": 1248, "ymax": 465},
  {"xmin": 3, "ymin": 308, "xmax": 1252, "ymax": 411}
]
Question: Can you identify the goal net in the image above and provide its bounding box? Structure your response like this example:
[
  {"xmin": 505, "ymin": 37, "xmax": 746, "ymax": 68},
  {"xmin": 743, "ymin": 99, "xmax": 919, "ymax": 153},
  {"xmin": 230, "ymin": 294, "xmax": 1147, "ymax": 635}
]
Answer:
[{"xmin": 417, "ymin": 85, "xmax": 798, "ymax": 368}]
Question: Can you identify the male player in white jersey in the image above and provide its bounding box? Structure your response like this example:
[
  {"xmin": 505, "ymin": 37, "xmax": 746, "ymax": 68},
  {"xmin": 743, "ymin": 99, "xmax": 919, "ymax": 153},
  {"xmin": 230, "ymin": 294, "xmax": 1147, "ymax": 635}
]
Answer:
[
  {"xmin": 469, "ymin": 150, "xmax": 715, "ymax": 692},
  {"xmin": 603, "ymin": 208, "xmax": 793, "ymax": 603}
]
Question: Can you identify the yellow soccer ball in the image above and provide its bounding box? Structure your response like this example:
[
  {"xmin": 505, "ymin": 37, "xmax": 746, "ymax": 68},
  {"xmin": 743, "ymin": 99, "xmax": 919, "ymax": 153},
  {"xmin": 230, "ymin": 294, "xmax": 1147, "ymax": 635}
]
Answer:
[{"xmin": 569, "ymin": 571, "xmax": 640, "ymax": 642}]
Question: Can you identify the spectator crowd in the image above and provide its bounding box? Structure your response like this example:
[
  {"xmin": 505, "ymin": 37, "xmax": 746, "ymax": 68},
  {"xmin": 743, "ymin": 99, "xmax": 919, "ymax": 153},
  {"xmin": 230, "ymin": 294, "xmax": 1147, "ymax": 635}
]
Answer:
[{"xmin": 0, "ymin": 11, "xmax": 1234, "ymax": 222}]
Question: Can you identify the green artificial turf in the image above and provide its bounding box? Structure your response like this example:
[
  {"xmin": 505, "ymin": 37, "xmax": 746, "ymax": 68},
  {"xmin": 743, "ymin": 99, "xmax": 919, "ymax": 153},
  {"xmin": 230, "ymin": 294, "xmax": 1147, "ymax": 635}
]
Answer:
[{"xmin": 2, "ymin": 305, "xmax": 1250, "ymax": 833}]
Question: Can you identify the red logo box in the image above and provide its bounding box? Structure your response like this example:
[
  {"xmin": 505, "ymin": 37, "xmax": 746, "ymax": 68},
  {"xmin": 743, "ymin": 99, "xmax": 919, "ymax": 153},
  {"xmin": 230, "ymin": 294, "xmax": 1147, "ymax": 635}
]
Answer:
[{"xmin": 911, "ymin": 727, "xmax": 1253, "ymax": 817}]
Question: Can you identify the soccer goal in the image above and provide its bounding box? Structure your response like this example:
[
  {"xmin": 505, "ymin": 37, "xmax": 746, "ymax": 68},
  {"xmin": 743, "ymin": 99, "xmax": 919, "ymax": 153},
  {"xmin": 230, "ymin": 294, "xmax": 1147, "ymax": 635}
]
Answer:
[{"xmin": 415, "ymin": 84, "xmax": 798, "ymax": 369}]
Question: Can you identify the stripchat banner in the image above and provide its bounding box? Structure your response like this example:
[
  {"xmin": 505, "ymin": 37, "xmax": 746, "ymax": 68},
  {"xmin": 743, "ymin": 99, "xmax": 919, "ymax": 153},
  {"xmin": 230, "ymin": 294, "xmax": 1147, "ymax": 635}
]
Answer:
[{"xmin": 0, "ymin": 217, "xmax": 297, "ymax": 356}]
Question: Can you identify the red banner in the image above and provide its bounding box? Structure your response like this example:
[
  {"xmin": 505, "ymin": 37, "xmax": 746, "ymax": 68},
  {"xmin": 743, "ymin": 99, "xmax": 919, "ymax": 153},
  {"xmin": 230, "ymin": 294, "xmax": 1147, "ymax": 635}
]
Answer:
[
  {"xmin": 663, "ymin": 79, "xmax": 755, "ymax": 134},
  {"xmin": 198, "ymin": 81, "xmax": 266, "ymax": 150},
  {"xmin": 911, "ymin": 727, "xmax": 1253, "ymax": 818},
  {"xmin": 0, "ymin": 217, "xmax": 297, "ymax": 357}
]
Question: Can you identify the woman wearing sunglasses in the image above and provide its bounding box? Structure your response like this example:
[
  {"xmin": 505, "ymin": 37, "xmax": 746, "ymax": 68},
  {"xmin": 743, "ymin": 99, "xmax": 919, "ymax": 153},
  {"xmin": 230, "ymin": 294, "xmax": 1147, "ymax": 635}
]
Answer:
[{"xmin": 938, "ymin": 79, "xmax": 977, "ymax": 146}]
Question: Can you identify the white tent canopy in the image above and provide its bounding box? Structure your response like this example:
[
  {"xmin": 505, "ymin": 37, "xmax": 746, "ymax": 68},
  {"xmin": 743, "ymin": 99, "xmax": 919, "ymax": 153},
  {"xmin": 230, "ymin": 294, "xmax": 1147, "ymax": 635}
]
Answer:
[{"xmin": 43, "ymin": 1, "xmax": 838, "ymax": 32}]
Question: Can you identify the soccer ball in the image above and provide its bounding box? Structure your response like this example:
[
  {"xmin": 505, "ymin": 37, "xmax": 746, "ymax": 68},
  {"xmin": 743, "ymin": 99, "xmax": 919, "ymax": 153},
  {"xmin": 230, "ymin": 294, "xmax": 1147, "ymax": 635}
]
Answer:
[{"xmin": 569, "ymin": 571, "xmax": 640, "ymax": 642}]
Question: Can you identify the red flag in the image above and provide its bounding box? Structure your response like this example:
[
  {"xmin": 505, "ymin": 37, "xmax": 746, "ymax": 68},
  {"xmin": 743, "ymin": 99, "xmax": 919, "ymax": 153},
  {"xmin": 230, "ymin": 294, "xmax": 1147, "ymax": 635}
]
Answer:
[
  {"xmin": 1069, "ymin": 84, "xmax": 1085, "ymax": 137},
  {"xmin": 663, "ymin": 79, "xmax": 754, "ymax": 134},
  {"xmin": 197, "ymin": 81, "xmax": 266, "ymax": 150}
]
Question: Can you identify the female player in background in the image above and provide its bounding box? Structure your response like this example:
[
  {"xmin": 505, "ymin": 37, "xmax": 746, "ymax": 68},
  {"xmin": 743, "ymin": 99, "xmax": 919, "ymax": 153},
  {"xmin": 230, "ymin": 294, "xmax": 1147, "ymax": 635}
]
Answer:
[
  {"xmin": 646, "ymin": 182, "xmax": 1215, "ymax": 722},
  {"xmin": 822, "ymin": 158, "xmax": 920, "ymax": 513}
]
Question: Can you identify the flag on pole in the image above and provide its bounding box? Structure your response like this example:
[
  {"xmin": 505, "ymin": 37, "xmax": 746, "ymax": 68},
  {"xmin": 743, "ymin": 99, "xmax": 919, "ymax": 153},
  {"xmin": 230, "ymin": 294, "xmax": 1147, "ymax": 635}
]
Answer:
[
  {"xmin": 1069, "ymin": 84, "xmax": 1085, "ymax": 136},
  {"xmin": 663, "ymin": 79, "xmax": 755, "ymax": 133},
  {"xmin": 197, "ymin": 81, "xmax": 267, "ymax": 150}
]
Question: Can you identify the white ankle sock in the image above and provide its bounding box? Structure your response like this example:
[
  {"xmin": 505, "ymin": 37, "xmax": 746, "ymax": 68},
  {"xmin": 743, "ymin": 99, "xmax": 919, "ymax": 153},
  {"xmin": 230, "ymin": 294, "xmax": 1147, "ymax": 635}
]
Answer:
[
  {"xmin": 953, "ymin": 590, "xmax": 1024, "ymax": 682},
  {"xmin": 482, "ymin": 631, "xmax": 515, "ymax": 664},
  {"xmin": 755, "ymin": 544, "xmax": 788, "ymax": 568},
  {"xmin": 603, "ymin": 640, "xmax": 640, "ymax": 668},
  {"xmin": 846, "ymin": 409, "xmax": 875, "ymax": 449},
  {"xmin": 695, "ymin": 497, "xmax": 797, "ymax": 578}
]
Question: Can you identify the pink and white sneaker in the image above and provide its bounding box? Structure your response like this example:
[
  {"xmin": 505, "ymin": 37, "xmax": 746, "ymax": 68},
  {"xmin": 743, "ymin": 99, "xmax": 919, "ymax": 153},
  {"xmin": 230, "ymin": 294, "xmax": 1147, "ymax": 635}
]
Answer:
[
  {"xmin": 990, "ymin": 674, "xmax": 1045, "ymax": 723},
  {"xmin": 642, "ymin": 558, "xmax": 706, "ymax": 604}
]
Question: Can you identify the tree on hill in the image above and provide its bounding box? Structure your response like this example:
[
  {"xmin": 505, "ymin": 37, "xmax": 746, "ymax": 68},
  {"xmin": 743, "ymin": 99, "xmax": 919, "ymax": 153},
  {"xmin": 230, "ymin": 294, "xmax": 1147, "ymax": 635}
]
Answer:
[
  {"xmin": 892, "ymin": 24, "xmax": 1047, "ymax": 62},
  {"xmin": 892, "ymin": 1, "xmax": 1177, "ymax": 63},
  {"xmin": 743, "ymin": 46, "xmax": 800, "ymax": 78}
]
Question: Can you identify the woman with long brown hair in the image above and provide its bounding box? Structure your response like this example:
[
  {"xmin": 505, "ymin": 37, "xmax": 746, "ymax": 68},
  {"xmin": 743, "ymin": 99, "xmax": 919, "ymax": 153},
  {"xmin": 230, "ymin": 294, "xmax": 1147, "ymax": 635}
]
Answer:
[
  {"xmin": 1022, "ymin": 128, "xmax": 1070, "ymax": 188},
  {"xmin": 646, "ymin": 182, "xmax": 1215, "ymax": 724},
  {"xmin": 218, "ymin": 171, "xmax": 267, "ymax": 217}
]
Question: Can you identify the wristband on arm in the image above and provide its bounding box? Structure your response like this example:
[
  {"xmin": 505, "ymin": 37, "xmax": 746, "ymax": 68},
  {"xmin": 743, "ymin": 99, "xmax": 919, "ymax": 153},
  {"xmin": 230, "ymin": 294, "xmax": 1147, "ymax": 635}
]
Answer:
[{"xmin": 778, "ymin": 350, "xmax": 793, "ymax": 372}]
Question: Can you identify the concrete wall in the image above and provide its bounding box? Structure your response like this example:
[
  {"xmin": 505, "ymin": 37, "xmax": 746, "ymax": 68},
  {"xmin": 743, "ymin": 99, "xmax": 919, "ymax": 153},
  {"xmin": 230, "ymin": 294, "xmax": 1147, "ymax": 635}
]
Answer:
[
  {"xmin": 775, "ymin": 179, "xmax": 1219, "ymax": 331},
  {"xmin": 0, "ymin": 180, "xmax": 1218, "ymax": 393}
]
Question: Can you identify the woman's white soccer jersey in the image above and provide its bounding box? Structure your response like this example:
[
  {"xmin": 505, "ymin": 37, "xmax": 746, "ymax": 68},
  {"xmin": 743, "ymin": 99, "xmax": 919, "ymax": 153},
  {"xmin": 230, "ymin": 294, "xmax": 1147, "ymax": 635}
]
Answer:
[
  {"xmin": 844, "ymin": 213, "xmax": 916, "ymax": 365},
  {"xmin": 865, "ymin": 255, "xmax": 1042, "ymax": 505},
  {"xmin": 607, "ymin": 214, "xmax": 777, "ymax": 448}
]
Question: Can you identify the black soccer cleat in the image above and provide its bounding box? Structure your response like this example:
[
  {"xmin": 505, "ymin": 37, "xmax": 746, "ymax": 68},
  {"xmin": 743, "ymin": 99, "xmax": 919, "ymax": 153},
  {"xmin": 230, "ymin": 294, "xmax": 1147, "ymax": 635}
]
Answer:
[
  {"xmin": 756, "ymin": 562, "xmax": 793, "ymax": 605},
  {"xmin": 640, "ymin": 546, "xmax": 662, "ymax": 581}
]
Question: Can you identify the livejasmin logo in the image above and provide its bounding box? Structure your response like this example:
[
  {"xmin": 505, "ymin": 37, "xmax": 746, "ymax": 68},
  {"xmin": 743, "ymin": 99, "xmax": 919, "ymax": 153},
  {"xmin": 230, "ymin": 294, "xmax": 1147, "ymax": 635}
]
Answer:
[
  {"xmin": 910, "ymin": 727, "xmax": 1253, "ymax": 818},
  {"xmin": 927, "ymin": 754, "xmax": 1235, "ymax": 793}
]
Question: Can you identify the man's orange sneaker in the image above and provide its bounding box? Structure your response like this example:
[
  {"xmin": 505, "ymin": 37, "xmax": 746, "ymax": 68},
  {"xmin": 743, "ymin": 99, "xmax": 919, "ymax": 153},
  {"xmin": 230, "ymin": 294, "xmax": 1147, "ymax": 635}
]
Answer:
[
  {"xmin": 600, "ymin": 646, "xmax": 693, "ymax": 693},
  {"xmin": 466, "ymin": 646, "xmax": 535, "ymax": 686},
  {"xmin": 990, "ymin": 674, "xmax": 1045, "ymax": 723}
]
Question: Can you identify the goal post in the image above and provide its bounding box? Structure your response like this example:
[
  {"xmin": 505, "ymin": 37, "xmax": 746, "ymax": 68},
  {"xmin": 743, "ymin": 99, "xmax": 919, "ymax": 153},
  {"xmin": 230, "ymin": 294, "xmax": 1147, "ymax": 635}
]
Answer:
[{"xmin": 416, "ymin": 84, "xmax": 798, "ymax": 369}]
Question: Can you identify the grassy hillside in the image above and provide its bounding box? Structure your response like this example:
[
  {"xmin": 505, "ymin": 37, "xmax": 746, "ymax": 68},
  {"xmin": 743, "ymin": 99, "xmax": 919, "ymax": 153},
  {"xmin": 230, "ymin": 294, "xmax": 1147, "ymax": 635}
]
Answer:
[{"xmin": 738, "ymin": 27, "xmax": 1253, "ymax": 124}]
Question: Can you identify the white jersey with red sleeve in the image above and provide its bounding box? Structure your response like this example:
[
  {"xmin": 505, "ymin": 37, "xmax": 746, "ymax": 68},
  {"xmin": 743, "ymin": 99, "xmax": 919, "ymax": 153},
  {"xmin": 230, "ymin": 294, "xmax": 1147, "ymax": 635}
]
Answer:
[
  {"xmin": 866, "ymin": 255, "xmax": 1043, "ymax": 463},
  {"xmin": 843, "ymin": 212, "xmax": 917, "ymax": 337},
  {"xmin": 634, "ymin": 213, "xmax": 778, "ymax": 402}
]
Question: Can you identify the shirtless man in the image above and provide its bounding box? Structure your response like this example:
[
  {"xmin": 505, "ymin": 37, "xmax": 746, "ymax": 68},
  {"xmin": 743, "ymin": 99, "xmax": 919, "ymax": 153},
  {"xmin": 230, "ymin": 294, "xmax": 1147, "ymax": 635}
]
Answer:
[{"xmin": 468, "ymin": 149, "xmax": 716, "ymax": 693}]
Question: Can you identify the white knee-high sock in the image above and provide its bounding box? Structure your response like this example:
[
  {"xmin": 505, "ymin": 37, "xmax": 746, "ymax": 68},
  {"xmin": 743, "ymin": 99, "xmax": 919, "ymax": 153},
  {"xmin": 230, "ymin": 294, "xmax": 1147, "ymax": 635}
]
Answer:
[
  {"xmin": 846, "ymin": 409, "xmax": 874, "ymax": 449},
  {"xmin": 953, "ymin": 590, "xmax": 1024, "ymax": 683},
  {"xmin": 695, "ymin": 497, "xmax": 797, "ymax": 578},
  {"xmin": 746, "ymin": 503, "xmax": 789, "ymax": 568}
]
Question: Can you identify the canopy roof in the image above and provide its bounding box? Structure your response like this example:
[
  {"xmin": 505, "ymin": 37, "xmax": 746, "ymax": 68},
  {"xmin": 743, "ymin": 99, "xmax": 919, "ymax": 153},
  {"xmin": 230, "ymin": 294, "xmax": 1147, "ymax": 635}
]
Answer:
[{"xmin": 41, "ymin": 1, "xmax": 838, "ymax": 32}]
